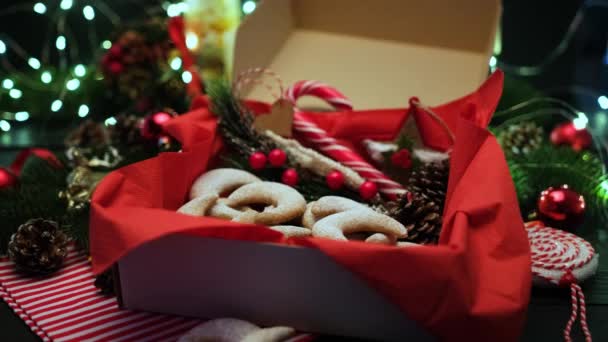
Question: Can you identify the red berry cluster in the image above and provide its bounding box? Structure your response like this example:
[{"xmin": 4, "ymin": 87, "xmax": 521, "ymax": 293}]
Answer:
[
  {"xmin": 100, "ymin": 30, "xmax": 169, "ymax": 78},
  {"xmin": 248, "ymin": 150, "xmax": 377, "ymax": 199},
  {"xmin": 140, "ymin": 112, "xmax": 174, "ymax": 140},
  {"xmin": 249, "ymin": 149, "xmax": 298, "ymax": 186},
  {"xmin": 248, "ymin": 149, "xmax": 288, "ymax": 170},
  {"xmin": 550, "ymin": 122, "xmax": 592, "ymax": 152},
  {"xmin": 101, "ymin": 45, "xmax": 126, "ymax": 76},
  {"xmin": 390, "ymin": 148, "xmax": 412, "ymax": 169}
]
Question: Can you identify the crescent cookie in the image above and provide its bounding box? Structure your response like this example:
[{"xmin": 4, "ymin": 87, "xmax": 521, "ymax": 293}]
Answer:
[
  {"xmin": 177, "ymin": 194, "xmax": 218, "ymax": 216},
  {"xmin": 242, "ymin": 326, "xmax": 296, "ymax": 342},
  {"xmin": 177, "ymin": 318, "xmax": 259, "ymax": 342},
  {"xmin": 397, "ymin": 241, "xmax": 420, "ymax": 247},
  {"xmin": 302, "ymin": 202, "xmax": 317, "ymax": 229},
  {"xmin": 207, "ymin": 199, "xmax": 258, "ymax": 224},
  {"xmin": 270, "ymin": 225, "xmax": 312, "ymax": 238},
  {"xmin": 226, "ymin": 182, "xmax": 306, "ymax": 225},
  {"xmin": 311, "ymin": 196, "xmax": 370, "ymax": 218},
  {"xmin": 312, "ymin": 209, "xmax": 407, "ymax": 241},
  {"xmin": 190, "ymin": 168, "xmax": 261, "ymax": 199},
  {"xmin": 365, "ymin": 233, "xmax": 397, "ymax": 245}
]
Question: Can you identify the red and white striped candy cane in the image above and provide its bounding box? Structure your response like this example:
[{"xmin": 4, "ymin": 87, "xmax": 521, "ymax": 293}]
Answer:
[{"xmin": 285, "ymin": 80, "xmax": 406, "ymax": 199}]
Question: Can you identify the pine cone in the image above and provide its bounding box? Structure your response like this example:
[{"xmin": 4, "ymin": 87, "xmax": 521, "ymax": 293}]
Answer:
[
  {"xmin": 8, "ymin": 219, "xmax": 69, "ymax": 275},
  {"xmin": 94, "ymin": 268, "xmax": 116, "ymax": 296},
  {"xmin": 65, "ymin": 120, "xmax": 110, "ymax": 148},
  {"xmin": 108, "ymin": 114, "xmax": 143, "ymax": 146},
  {"xmin": 388, "ymin": 195, "xmax": 442, "ymax": 244},
  {"xmin": 407, "ymin": 159, "xmax": 449, "ymax": 212},
  {"xmin": 498, "ymin": 122, "xmax": 543, "ymax": 155}
]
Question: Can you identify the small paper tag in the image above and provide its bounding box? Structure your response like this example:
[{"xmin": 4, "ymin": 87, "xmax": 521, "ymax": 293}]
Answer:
[
  {"xmin": 396, "ymin": 116, "xmax": 423, "ymax": 147},
  {"xmin": 253, "ymin": 99, "xmax": 294, "ymax": 137}
]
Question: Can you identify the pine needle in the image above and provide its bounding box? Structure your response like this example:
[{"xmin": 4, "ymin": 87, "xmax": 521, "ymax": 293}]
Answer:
[{"xmin": 507, "ymin": 144, "xmax": 608, "ymax": 242}]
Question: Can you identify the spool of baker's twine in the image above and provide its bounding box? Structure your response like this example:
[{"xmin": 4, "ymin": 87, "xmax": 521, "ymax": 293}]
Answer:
[{"xmin": 526, "ymin": 221, "xmax": 597, "ymax": 342}]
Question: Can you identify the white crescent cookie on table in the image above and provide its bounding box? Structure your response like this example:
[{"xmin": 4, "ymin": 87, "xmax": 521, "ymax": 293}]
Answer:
[{"xmin": 177, "ymin": 318, "xmax": 296, "ymax": 342}]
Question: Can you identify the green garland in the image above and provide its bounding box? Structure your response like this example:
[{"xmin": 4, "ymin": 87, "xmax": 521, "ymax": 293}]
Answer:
[
  {"xmin": 0, "ymin": 157, "xmax": 68, "ymax": 254},
  {"xmin": 503, "ymin": 143, "xmax": 607, "ymax": 241},
  {"xmin": 0, "ymin": 18, "xmax": 190, "ymax": 124}
]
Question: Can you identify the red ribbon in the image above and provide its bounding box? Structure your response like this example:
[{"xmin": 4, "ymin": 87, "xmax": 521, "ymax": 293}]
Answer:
[
  {"xmin": 10, "ymin": 148, "xmax": 62, "ymax": 175},
  {"xmin": 168, "ymin": 16, "xmax": 203, "ymax": 97}
]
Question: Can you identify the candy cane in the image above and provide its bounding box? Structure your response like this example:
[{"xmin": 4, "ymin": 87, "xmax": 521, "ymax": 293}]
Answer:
[
  {"xmin": 285, "ymin": 80, "xmax": 406, "ymax": 199},
  {"xmin": 525, "ymin": 222, "xmax": 595, "ymax": 342}
]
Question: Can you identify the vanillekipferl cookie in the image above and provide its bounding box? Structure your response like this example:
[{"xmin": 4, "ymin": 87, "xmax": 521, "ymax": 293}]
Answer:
[{"xmin": 225, "ymin": 181, "xmax": 306, "ymax": 225}]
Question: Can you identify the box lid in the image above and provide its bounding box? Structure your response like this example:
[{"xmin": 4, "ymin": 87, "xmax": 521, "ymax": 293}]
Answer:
[{"xmin": 232, "ymin": 0, "xmax": 500, "ymax": 108}]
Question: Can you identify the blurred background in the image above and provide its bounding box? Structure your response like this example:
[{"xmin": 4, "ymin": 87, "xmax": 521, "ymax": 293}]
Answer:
[
  {"xmin": 0, "ymin": 0, "xmax": 608, "ymax": 151},
  {"xmin": 0, "ymin": 0, "xmax": 607, "ymax": 156}
]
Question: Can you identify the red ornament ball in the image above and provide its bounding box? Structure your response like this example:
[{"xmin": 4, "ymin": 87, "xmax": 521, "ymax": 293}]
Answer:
[
  {"xmin": 282, "ymin": 168, "xmax": 299, "ymax": 186},
  {"xmin": 268, "ymin": 149, "xmax": 287, "ymax": 167},
  {"xmin": 0, "ymin": 168, "xmax": 18, "ymax": 189},
  {"xmin": 390, "ymin": 148, "xmax": 413, "ymax": 169},
  {"xmin": 359, "ymin": 181, "xmax": 378, "ymax": 201},
  {"xmin": 248, "ymin": 152, "xmax": 267, "ymax": 170},
  {"xmin": 140, "ymin": 112, "xmax": 174, "ymax": 140},
  {"xmin": 537, "ymin": 185, "xmax": 586, "ymax": 230},
  {"xmin": 326, "ymin": 170, "xmax": 345, "ymax": 190},
  {"xmin": 550, "ymin": 122, "xmax": 592, "ymax": 152}
]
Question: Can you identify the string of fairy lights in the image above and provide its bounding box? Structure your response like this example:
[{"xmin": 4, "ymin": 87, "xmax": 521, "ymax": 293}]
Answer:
[
  {"xmin": 0, "ymin": 0, "xmax": 138, "ymax": 133},
  {"xmin": 0, "ymin": 0, "xmax": 259, "ymax": 134},
  {"xmin": 488, "ymin": 0, "xmax": 608, "ymax": 138},
  {"xmin": 3, "ymin": 0, "xmax": 603, "ymax": 137}
]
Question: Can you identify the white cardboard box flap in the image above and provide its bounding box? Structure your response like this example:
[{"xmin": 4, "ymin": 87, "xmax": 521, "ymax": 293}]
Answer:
[{"xmin": 233, "ymin": 0, "xmax": 500, "ymax": 108}]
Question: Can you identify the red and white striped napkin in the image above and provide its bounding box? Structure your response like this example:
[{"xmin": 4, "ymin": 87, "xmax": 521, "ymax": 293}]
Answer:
[
  {"xmin": 0, "ymin": 245, "xmax": 313, "ymax": 342},
  {"xmin": 0, "ymin": 245, "xmax": 202, "ymax": 341}
]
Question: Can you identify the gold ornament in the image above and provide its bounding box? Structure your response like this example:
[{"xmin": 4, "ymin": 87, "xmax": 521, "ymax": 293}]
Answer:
[{"xmin": 59, "ymin": 165, "xmax": 105, "ymax": 212}]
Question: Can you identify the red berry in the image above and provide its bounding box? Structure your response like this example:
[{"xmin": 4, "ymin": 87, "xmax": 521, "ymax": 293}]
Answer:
[
  {"xmin": 141, "ymin": 112, "xmax": 173, "ymax": 140},
  {"xmin": 101, "ymin": 53, "xmax": 111, "ymax": 67},
  {"xmin": 249, "ymin": 152, "xmax": 267, "ymax": 170},
  {"xmin": 0, "ymin": 168, "xmax": 18, "ymax": 189},
  {"xmin": 282, "ymin": 168, "xmax": 299, "ymax": 186},
  {"xmin": 390, "ymin": 148, "xmax": 412, "ymax": 169},
  {"xmin": 550, "ymin": 122, "xmax": 592, "ymax": 151},
  {"xmin": 268, "ymin": 149, "xmax": 287, "ymax": 167},
  {"xmin": 109, "ymin": 45, "xmax": 123, "ymax": 58},
  {"xmin": 326, "ymin": 170, "xmax": 345, "ymax": 190},
  {"xmin": 108, "ymin": 61, "xmax": 124, "ymax": 75},
  {"xmin": 359, "ymin": 181, "xmax": 378, "ymax": 200}
]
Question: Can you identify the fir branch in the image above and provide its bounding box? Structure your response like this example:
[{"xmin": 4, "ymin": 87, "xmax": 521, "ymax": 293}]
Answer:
[
  {"xmin": 507, "ymin": 144, "xmax": 608, "ymax": 242},
  {"xmin": 61, "ymin": 205, "xmax": 91, "ymax": 252},
  {"xmin": 209, "ymin": 80, "xmax": 377, "ymax": 203},
  {"xmin": 0, "ymin": 156, "xmax": 68, "ymax": 254},
  {"xmin": 208, "ymin": 80, "xmax": 273, "ymax": 153}
]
